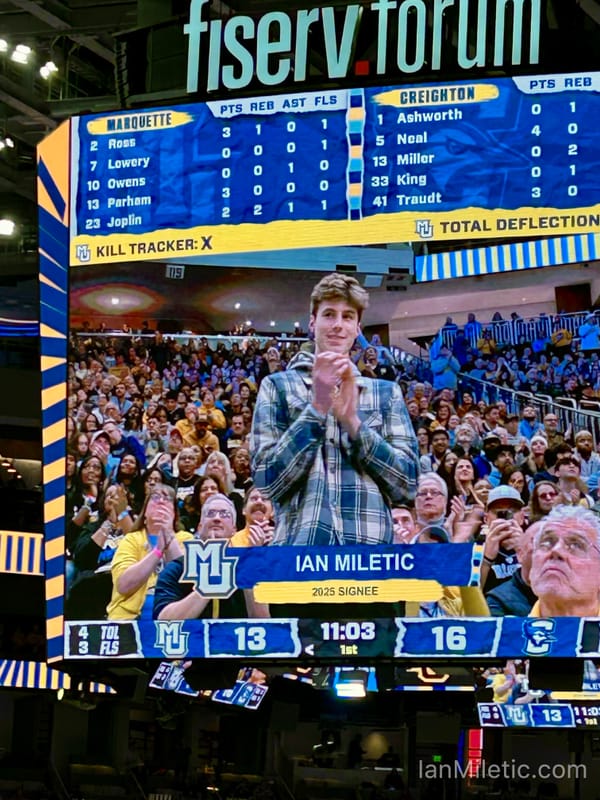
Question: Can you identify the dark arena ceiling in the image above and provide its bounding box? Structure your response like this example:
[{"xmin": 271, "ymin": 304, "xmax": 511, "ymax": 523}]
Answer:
[{"xmin": 0, "ymin": 0, "xmax": 599, "ymax": 256}]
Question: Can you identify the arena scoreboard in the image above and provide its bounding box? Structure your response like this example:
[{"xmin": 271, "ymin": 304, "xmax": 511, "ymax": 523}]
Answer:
[
  {"xmin": 69, "ymin": 72, "xmax": 600, "ymax": 266},
  {"xmin": 38, "ymin": 67, "xmax": 600, "ymax": 662},
  {"xmin": 479, "ymin": 702, "xmax": 600, "ymax": 729}
]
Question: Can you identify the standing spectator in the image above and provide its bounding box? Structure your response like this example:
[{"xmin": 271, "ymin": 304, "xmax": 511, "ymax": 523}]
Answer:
[
  {"xmin": 464, "ymin": 313, "xmax": 483, "ymax": 347},
  {"xmin": 579, "ymin": 312, "xmax": 600, "ymax": 353},
  {"xmin": 431, "ymin": 346, "xmax": 461, "ymax": 393}
]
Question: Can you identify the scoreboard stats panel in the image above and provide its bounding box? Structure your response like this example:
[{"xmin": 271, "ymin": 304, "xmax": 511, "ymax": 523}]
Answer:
[
  {"xmin": 69, "ymin": 72, "xmax": 600, "ymax": 266},
  {"xmin": 64, "ymin": 616, "xmax": 600, "ymax": 661},
  {"xmin": 479, "ymin": 702, "xmax": 600, "ymax": 729}
]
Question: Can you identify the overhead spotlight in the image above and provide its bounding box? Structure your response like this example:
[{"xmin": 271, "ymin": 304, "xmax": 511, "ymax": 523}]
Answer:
[
  {"xmin": 335, "ymin": 669, "xmax": 368, "ymax": 698},
  {"xmin": 0, "ymin": 40, "xmax": 8, "ymax": 52},
  {"xmin": 234, "ymin": 302, "xmax": 241, "ymax": 310},
  {"xmin": 40, "ymin": 60, "xmax": 58, "ymax": 79},
  {"xmin": 111, "ymin": 297, "xmax": 120, "ymax": 305},
  {"xmin": 0, "ymin": 219, "xmax": 16, "ymax": 236},
  {"xmin": 11, "ymin": 44, "xmax": 31, "ymax": 64}
]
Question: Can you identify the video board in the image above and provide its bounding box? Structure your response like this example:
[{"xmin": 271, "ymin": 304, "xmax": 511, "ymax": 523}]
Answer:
[
  {"xmin": 479, "ymin": 702, "xmax": 600, "ymax": 729},
  {"xmin": 69, "ymin": 72, "xmax": 600, "ymax": 266},
  {"xmin": 39, "ymin": 72, "xmax": 600, "ymax": 663}
]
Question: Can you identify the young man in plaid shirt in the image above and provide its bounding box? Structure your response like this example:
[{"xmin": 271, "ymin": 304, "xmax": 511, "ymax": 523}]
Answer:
[{"xmin": 251, "ymin": 273, "xmax": 419, "ymax": 547}]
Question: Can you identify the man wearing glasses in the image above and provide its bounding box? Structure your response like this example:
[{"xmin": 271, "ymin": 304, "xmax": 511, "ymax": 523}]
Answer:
[
  {"xmin": 529, "ymin": 506, "xmax": 600, "ymax": 616},
  {"xmin": 153, "ymin": 494, "xmax": 267, "ymax": 619}
]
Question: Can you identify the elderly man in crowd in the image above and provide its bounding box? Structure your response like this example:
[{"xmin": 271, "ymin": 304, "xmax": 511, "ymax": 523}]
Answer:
[
  {"xmin": 153, "ymin": 494, "xmax": 268, "ymax": 620},
  {"xmin": 529, "ymin": 506, "xmax": 600, "ymax": 616}
]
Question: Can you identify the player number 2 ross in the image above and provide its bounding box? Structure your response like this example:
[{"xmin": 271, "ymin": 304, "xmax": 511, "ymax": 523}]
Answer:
[
  {"xmin": 234, "ymin": 625, "xmax": 266, "ymax": 652},
  {"xmin": 431, "ymin": 625, "xmax": 467, "ymax": 651}
]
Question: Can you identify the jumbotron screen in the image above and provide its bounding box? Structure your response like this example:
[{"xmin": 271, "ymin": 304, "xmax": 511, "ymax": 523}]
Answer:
[{"xmin": 38, "ymin": 71, "xmax": 600, "ymax": 661}]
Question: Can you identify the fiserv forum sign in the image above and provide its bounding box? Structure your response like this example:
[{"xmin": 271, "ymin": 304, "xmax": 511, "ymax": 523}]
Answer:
[{"xmin": 184, "ymin": 0, "xmax": 542, "ymax": 93}]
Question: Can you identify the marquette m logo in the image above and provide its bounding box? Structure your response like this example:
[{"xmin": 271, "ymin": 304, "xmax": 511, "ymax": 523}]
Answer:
[
  {"xmin": 185, "ymin": 0, "xmax": 542, "ymax": 94},
  {"xmin": 182, "ymin": 540, "xmax": 238, "ymax": 598},
  {"xmin": 154, "ymin": 621, "xmax": 190, "ymax": 657}
]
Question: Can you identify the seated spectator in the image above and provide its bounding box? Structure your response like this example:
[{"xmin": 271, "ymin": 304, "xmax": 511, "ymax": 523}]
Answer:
[
  {"xmin": 477, "ymin": 328, "xmax": 497, "ymax": 356},
  {"xmin": 457, "ymin": 391, "xmax": 475, "ymax": 418},
  {"xmin": 414, "ymin": 472, "xmax": 448, "ymax": 535},
  {"xmin": 406, "ymin": 475, "xmax": 489, "ymax": 617},
  {"xmin": 487, "ymin": 444, "xmax": 516, "ymax": 488},
  {"xmin": 518, "ymin": 405, "xmax": 543, "ymax": 441},
  {"xmin": 107, "ymin": 484, "xmax": 192, "ymax": 620},
  {"xmin": 486, "ymin": 521, "xmax": 539, "ymax": 617},
  {"xmin": 67, "ymin": 484, "xmax": 134, "ymax": 619},
  {"xmin": 103, "ymin": 420, "xmax": 146, "ymax": 469},
  {"xmin": 523, "ymin": 434, "xmax": 549, "ymax": 478},
  {"xmin": 153, "ymin": 494, "xmax": 268, "ymax": 620},
  {"xmin": 528, "ymin": 480, "xmax": 559, "ymax": 524},
  {"xmin": 230, "ymin": 487, "xmax": 275, "ymax": 546},
  {"xmin": 230, "ymin": 447, "xmax": 253, "ymax": 498},
  {"xmin": 500, "ymin": 466, "xmax": 530, "ymax": 506},
  {"xmin": 542, "ymin": 412, "xmax": 564, "ymax": 449},
  {"xmin": 554, "ymin": 453, "xmax": 593, "ymax": 509},
  {"xmin": 392, "ymin": 506, "xmax": 416, "ymax": 544},
  {"xmin": 416, "ymin": 426, "xmax": 431, "ymax": 460},
  {"xmin": 480, "ymin": 486, "xmax": 526, "ymax": 594},
  {"xmin": 454, "ymin": 423, "xmax": 481, "ymax": 457},
  {"xmin": 420, "ymin": 427, "xmax": 450, "ymax": 472},
  {"xmin": 111, "ymin": 453, "xmax": 144, "ymax": 515},
  {"xmin": 574, "ymin": 430, "xmax": 600, "ymax": 493},
  {"xmin": 529, "ymin": 506, "xmax": 600, "ymax": 616}
]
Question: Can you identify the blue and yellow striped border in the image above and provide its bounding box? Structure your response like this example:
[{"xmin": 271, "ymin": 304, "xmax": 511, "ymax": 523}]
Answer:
[
  {"xmin": 0, "ymin": 531, "xmax": 43, "ymax": 576},
  {"xmin": 0, "ymin": 660, "xmax": 114, "ymax": 693},
  {"xmin": 415, "ymin": 233, "xmax": 600, "ymax": 282},
  {"xmin": 38, "ymin": 121, "xmax": 70, "ymax": 661}
]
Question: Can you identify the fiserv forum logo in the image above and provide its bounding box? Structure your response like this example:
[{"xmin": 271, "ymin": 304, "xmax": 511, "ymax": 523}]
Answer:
[{"xmin": 184, "ymin": 0, "xmax": 542, "ymax": 94}]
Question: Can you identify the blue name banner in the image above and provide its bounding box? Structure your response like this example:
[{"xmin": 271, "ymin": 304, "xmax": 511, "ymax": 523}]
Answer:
[{"xmin": 181, "ymin": 542, "xmax": 480, "ymax": 592}]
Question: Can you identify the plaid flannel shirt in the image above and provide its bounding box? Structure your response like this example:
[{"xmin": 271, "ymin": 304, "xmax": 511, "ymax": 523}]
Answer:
[{"xmin": 251, "ymin": 352, "xmax": 419, "ymax": 546}]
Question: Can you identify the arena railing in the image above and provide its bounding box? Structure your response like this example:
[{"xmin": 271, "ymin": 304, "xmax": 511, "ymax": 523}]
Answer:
[
  {"xmin": 440, "ymin": 309, "xmax": 591, "ymax": 349},
  {"xmin": 458, "ymin": 373, "xmax": 600, "ymax": 444},
  {"xmin": 73, "ymin": 331, "xmax": 311, "ymax": 350}
]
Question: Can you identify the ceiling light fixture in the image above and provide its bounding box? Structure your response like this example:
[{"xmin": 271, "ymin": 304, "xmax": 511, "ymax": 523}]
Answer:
[{"xmin": 11, "ymin": 44, "xmax": 31, "ymax": 64}]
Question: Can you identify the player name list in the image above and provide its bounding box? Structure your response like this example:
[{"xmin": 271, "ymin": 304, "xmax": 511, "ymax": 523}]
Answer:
[{"xmin": 72, "ymin": 74, "xmax": 600, "ymax": 240}]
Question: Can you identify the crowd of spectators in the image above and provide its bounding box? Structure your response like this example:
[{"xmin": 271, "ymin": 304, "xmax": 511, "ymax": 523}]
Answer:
[
  {"xmin": 436, "ymin": 308, "xmax": 600, "ymax": 401},
  {"xmin": 66, "ymin": 312, "xmax": 600, "ymax": 622}
]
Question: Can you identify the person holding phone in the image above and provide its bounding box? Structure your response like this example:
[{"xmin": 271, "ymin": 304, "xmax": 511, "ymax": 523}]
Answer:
[{"xmin": 479, "ymin": 486, "xmax": 526, "ymax": 594}]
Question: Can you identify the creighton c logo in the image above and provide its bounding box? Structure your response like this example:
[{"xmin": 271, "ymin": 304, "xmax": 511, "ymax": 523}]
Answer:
[
  {"xmin": 415, "ymin": 220, "xmax": 434, "ymax": 239},
  {"xmin": 75, "ymin": 244, "xmax": 91, "ymax": 263},
  {"xmin": 154, "ymin": 621, "xmax": 189, "ymax": 657},
  {"xmin": 522, "ymin": 618, "xmax": 557, "ymax": 656},
  {"xmin": 182, "ymin": 540, "xmax": 238, "ymax": 598}
]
